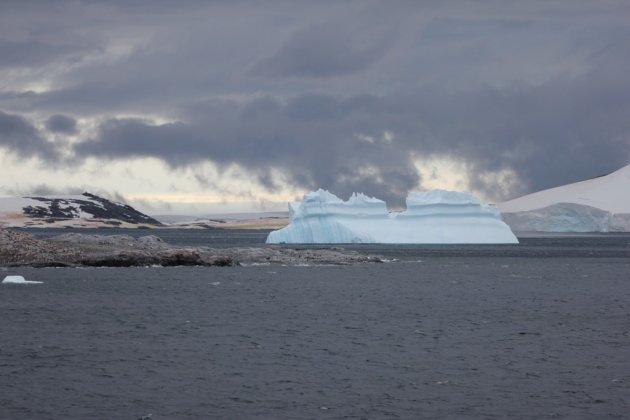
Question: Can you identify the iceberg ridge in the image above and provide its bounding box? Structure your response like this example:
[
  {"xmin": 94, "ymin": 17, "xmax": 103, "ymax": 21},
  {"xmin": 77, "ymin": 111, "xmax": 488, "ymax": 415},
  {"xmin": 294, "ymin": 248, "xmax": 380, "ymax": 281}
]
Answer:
[{"xmin": 266, "ymin": 189, "xmax": 518, "ymax": 244}]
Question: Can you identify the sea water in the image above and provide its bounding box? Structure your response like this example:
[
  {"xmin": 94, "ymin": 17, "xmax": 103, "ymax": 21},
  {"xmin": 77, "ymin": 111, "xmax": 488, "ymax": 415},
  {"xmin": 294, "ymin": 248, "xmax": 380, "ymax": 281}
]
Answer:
[{"xmin": 1, "ymin": 230, "xmax": 629, "ymax": 419}]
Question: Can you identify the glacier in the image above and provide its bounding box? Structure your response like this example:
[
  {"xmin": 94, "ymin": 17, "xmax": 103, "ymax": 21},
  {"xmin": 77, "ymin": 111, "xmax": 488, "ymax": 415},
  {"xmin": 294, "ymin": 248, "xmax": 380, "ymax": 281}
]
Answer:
[
  {"xmin": 498, "ymin": 163, "xmax": 630, "ymax": 232},
  {"xmin": 501, "ymin": 203, "xmax": 630, "ymax": 233},
  {"xmin": 266, "ymin": 189, "xmax": 518, "ymax": 244}
]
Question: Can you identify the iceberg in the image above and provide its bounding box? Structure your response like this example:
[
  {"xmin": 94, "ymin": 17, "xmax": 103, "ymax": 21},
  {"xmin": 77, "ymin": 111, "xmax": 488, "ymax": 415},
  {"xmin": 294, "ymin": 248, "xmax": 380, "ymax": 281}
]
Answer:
[
  {"xmin": 266, "ymin": 189, "xmax": 518, "ymax": 244},
  {"xmin": 2, "ymin": 275, "xmax": 43, "ymax": 284}
]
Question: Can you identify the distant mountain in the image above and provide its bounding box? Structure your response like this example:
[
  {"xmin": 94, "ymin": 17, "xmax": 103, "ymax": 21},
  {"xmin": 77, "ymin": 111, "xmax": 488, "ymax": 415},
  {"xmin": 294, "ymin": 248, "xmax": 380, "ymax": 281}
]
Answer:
[
  {"xmin": 498, "ymin": 164, "xmax": 630, "ymax": 232},
  {"xmin": 0, "ymin": 192, "xmax": 162, "ymax": 228}
]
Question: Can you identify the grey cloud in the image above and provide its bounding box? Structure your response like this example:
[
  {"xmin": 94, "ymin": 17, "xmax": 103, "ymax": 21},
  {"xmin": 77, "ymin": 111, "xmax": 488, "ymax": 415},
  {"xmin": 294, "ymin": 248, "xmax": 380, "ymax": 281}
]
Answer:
[
  {"xmin": 0, "ymin": 2, "xmax": 405, "ymax": 115},
  {"xmin": 74, "ymin": 95, "xmax": 421, "ymax": 207},
  {"xmin": 2, "ymin": 184, "xmax": 85, "ymax": 196},
  {"xmin": 0, "ymin": 183, "xmax": 131, "ymax": 206},
  {"xmin": 2, "ymin": 2, "xmax": 626, "ymax": 114},
  {"xmin": 1, "ymin": 1, "xmax": 630, "ymax": 205},
  {"xmin": 45, "ymin": 114, "xmax": 77, "ymax": 134},
  {"xmin": 254, "ymin": 20, "xmax": 396, "ymax": 78},
  {"xmin": 73, "ymin": 60, "xmax": 630, "ymax": 205},
  {"xmin": 0, "ymin": 110, "xmax": 59, "ymax": 160},
  {"xmin": 76, "ymin": 118, "xmax": 202, "ymax": 166},
  {"xmin": 0, "ymin": 40, "xmax": 84, "ymax": 69}
]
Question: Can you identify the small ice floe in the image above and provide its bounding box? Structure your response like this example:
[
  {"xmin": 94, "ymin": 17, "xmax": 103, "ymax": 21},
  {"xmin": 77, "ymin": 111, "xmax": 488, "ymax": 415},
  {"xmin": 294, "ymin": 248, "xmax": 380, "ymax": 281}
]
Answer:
[{"xmin": 2, "ymin": 275, "xmax": 43, "ymax": 284}]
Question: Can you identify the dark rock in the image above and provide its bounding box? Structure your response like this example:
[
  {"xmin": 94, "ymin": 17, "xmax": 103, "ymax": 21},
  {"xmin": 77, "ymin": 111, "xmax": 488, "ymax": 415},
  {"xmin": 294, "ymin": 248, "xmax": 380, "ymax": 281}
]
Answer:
[
  {"xmin": 158, "ymin": 249, "xmax": 203, "ymax": 266},
  {"xmin": 0, "ymin": 229, "xmax": 382, "ymax": 268},
  {"xmin": 80, "ymin": 251, "xmax": 158, "ymax": 267}
]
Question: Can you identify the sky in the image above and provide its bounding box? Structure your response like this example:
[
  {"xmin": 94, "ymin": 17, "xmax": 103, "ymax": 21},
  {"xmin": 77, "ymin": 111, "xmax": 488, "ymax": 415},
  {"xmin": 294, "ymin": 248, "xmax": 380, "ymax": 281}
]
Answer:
[{"xmin": 1, "ymin": 0, "xmax": 629, "ymax": 215}]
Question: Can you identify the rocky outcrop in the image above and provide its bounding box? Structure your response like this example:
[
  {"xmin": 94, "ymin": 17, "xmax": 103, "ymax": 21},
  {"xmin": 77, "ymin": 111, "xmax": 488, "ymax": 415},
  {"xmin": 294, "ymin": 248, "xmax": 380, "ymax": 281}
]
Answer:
[
  {"xmin": 0, "ymin": 229, "xmax": 82, "ymax": 267},
  {"xmin": 0, "ymin": 229, "xmax": 382, "ymax": 267},
  {"xmin": 23, "ymin": 193, "xmax": 162, "ymax": 226}
]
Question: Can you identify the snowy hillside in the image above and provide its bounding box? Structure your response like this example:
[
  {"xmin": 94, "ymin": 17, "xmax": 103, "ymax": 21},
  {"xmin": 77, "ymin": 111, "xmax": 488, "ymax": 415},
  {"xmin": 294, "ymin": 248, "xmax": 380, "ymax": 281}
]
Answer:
[
  {"xmin": 0, "ymin": 193, "xmax": 162, "ymax": 228},
  {"xmin": 498, "ymin": 164, "xmax": 630, "ymax": 232}
]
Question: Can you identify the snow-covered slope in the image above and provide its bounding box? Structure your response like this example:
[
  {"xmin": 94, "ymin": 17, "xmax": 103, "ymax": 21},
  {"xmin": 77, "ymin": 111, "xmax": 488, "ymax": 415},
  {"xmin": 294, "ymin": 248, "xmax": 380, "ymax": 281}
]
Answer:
[
  {"xmin": 266, "ymin": 189, "xmax": 518, "ymax": 244},
  {"xmin": 499, "ymin": 164, "xmax": 630, "ymax": 214},
  {"xmin": 0, "ymin": 193, "xmax": 162, "ymax": 228},
  {"xmin": 498, "ymin": 164, "xmax": 630, "ymax": 232}
]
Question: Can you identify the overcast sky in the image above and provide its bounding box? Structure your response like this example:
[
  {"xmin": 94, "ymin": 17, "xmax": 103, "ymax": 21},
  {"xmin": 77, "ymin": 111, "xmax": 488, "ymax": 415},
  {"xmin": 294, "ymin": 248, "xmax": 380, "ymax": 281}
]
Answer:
[{"xmin": 1, "ymin": 0, "xmax": 629, "ymax": 214}]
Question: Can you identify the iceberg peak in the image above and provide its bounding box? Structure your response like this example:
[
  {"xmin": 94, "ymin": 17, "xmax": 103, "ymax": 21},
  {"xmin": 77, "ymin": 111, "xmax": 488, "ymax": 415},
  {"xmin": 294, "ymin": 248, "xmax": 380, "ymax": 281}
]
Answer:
[{"xmin": 304, "ymin": 188, "xmax": 344, "ymax": 203}]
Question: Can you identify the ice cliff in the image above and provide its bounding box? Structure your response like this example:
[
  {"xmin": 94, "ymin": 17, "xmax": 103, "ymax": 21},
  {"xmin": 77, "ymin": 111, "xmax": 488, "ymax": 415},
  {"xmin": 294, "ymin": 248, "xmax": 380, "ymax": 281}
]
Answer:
[
  {"xmin": 266, "ymin": 189, "xmax": 518, "ymax": 244},
  {"xmin": 501, "ymin": 203, "xmax": 630, "ymax": 233},
  {"xmin": 498, "ymin": 164, "xmax": 630, "ymax": 232}
]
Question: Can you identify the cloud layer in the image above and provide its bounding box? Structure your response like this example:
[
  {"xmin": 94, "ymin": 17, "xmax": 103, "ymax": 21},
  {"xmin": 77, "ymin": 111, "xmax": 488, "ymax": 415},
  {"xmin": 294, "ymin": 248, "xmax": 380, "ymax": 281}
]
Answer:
[
  {"xmin": 0, "ymin": 111, "xmax": 58, "ymax": 160},
  {"xmin": 1, "ymin": 0, "xmax": 629, "ymax": 206}
]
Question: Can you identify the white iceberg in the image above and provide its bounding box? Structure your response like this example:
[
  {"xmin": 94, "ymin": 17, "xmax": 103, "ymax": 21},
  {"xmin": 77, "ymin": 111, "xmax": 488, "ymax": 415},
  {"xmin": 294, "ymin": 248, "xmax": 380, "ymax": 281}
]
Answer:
[
  {"xmin": 2, "ymin": 275, "xmax": 43, "ymax": 284},
  {"xmin": 266, "ymin": 189, "xmax": 518, "ymax": 244}
]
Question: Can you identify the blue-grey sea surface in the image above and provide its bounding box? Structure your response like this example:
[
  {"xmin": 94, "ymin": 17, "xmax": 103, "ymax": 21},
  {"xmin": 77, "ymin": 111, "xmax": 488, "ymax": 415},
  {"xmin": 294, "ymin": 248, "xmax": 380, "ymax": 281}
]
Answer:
[{"xmin": 1, "ymin": 230, "xmax": 629, "ymax": 419}]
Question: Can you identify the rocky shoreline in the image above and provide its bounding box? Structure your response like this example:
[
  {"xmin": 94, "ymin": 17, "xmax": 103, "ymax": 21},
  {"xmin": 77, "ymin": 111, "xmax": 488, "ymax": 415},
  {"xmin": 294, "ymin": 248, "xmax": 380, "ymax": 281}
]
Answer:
[{"xmin": 0, "ymin": 229, "xmax": 382, "ymax": 267}]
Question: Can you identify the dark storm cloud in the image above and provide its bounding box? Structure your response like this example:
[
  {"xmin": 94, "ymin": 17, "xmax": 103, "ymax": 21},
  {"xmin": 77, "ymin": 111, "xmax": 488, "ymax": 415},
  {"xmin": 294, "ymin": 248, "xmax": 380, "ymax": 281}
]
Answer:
[
  {"xmin": 2, "ymin": 0, "xmax": 630, "ymax": 203},
  {"xmin": 74, "ymin": 95, "xmax": 420, "ymax": 207},
  {"xmin": 0, "ymin": 110, "xmax": 59, "ymax": 160},
  {"xmin": 254, "ymin": 20, "xmax": 396, "ymax": 78},
  {"xmin": 74, "ymin": 48, "xmax": 630, "ymax": 205},
  {"xmin": 0, "ymin": 41, "xmax": 84, "ymax": 69},
  {"xmin": 76, "ymin": 118, "xmax": 203, "ymax": 166},
  {"xmin": 45, "ymin": 114, "xmax": 77, "ymax": 134}
]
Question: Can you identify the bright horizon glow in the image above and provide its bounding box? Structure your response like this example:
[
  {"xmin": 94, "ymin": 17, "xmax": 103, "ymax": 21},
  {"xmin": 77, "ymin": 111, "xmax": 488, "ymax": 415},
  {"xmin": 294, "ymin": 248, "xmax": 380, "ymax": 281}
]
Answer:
[
  {"xmin": 124, "ymin": 193, "xmax": 299, "ymax": 204},
  {"xmin": 0, "ymin": 149, "xmax": 517, "ymax": 216}
]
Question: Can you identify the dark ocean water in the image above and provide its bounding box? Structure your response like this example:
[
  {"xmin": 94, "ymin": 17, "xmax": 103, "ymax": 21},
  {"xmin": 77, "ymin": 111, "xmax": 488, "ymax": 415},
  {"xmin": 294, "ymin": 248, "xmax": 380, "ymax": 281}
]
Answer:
[{"xmin": 1, "ymin": 230, "xmax": 630, "ymax": 419}]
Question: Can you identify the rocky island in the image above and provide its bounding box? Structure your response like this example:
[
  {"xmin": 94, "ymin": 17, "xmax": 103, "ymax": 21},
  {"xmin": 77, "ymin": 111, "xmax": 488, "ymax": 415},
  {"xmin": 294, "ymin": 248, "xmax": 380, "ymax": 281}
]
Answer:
[{"xmin": 0, "ymin": 229, "xmax": 382, "ymax": 267}]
